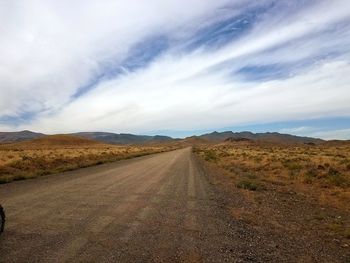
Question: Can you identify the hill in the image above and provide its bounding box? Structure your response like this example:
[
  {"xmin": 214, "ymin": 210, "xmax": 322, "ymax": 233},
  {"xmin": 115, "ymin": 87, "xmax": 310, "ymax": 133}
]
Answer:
[
  {"xmin": 0, "ymin": 130, "xmax": 45, "ymax": 143},
  {"xmin": 28, "ymin": 134, "xmax": 102, "ymax": 146},
  {"xmin": 0, "ymin": 130, "xmax": 174, "ymax": 145},
  {"xmin": 0, "ymin": 130, "xmax": 339, "ymax": 145},
  {"xmin": 197, "ymin": 131, "xmax": 324, "ymax": 145},
  {"xmin": 180, "ymin": 136, "xmax": 211, "ymax": 145},
  {"xmin": 0, "ymin": 134, "xmax": 103, "ymax": 149},
  {"xmin": 73, "ymin": 132, "xmax": 174, "ymax": 145}
]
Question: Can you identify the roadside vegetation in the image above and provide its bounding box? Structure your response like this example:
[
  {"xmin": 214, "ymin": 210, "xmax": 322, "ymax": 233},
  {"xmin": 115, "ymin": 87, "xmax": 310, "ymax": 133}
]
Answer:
[
  {"xmin": 195, "ymin": 142, "xmax": 350, "ymax": 201},
  {"xmin": 0, "ymin": 135, "xmax": 177, "ymax": 184},
  {"xmin": 194, "ymin": 141, "xmax": 350, "ymax": 250}
]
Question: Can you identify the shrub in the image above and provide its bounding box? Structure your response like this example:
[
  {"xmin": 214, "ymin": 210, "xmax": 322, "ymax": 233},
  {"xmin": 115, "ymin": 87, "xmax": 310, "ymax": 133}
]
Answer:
[
  {"xmin": 322, "ymin": 167, "xmax": 349, "ymax": 187},
  {"xmin": 328, "ymin": 167, "xmax": 340, "ymax": 177},
  {"xmin": 317, "ymin": 165, "xmax": 325, "ymax": 170},
  {"xmin": 328, "ymin": 174, "xmax": 349, "ymax": 188},
  {"xmin": 306, "ymin": 168, "xmax": 318, "ymax": 178},
  {"xmin": 245, "ymin": 173, "xmax": 257, "ymax": 179},
  {"xmin": 204, "ymin": 150, "xmax": 218, "ymax": 162},
  {"xmin": 283, "ymin": 160, "xmax": 302, "ymax": 171},
  {"xmin": 346, "ymin": 163, "xmax": 350, "ymax": 171},
  {"xmin": 237, "ymin": 180, "xmax": 258, "ymax": 191},
  {"xmin": 303, "ymin": 168, "xmax": 319, "ymax": 183}
]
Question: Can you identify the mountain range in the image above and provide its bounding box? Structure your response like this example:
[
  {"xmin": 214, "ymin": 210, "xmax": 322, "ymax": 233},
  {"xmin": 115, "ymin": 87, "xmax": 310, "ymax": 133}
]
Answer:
[
  {"xmin": 0, "ymin": 130, "xmax": 45, "ymax": 143},
  {"xmin": 73, "ymin": 132, "xmax": 174, "ymax": 145},
  {"xmin": 0, "ymin": 130, "xmax": 328, "ymax": 145},
  {"xmin": 196, "ymin": 131, "xmax": 324, "ymax": 144}
]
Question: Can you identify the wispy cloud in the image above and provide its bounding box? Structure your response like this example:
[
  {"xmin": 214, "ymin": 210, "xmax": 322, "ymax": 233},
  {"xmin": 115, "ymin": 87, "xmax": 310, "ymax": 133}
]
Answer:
[{"xmin": 1, "ymin": 0, "xmax": 350, "ymax": 138}]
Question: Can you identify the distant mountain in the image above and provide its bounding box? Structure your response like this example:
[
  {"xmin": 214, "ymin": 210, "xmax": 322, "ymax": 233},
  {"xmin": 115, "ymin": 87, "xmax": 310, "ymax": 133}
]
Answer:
[
  {"xmin": 0, "ymin": 130, "xmax": 45, "ymax": 143},
  {"xmin": 225, "ymin": 137, "xmax": 252, "ymax": 143},
  {"xmin": 73, "ymin": 132, "xmax": 174, "ymax": 145},
  {"xmin": 180, "ymin": 136, "xmax": 209, "ymax": 145},
  {"xmin": 0, "ymin": 130, "xmax": 174, "ymax": 145},
  {"xmin": 0, "ymin": 130, "xmax": 328, "ymax": 145},
  {"xmin": 27, "ymin": 135, "xmax": 102, "ymax": 147},
  {"xmin": 0, "ymin": 134, "xmax": 102, "ymax": 148},
  {"xmin": 196, "ymin": 131, "xmax": 324, "ymax": 144}
]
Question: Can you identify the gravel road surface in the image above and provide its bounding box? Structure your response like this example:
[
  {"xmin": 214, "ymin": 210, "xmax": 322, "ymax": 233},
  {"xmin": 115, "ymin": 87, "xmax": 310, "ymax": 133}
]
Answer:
[{"xmin": 0, "ymin": 148, "xmax": 242, "ymax": 262}]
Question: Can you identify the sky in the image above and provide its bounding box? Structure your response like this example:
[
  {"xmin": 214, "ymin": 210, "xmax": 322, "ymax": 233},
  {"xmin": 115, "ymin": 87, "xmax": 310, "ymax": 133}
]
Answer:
[{"xmin": 1, "ymin": 0, "xmax": 350, "ymax": 139}]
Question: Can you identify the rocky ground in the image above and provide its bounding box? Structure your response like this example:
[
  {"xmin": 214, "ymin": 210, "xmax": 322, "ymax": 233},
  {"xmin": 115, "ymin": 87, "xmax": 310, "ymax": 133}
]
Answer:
[{"xmin": 198, "ymin": 155, "xmax": 350, "ymax": 262}]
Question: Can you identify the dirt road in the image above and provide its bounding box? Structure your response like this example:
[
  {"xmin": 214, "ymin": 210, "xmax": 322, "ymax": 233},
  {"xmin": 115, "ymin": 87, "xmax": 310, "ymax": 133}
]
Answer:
[{"xmin": 0, "ymin": 148, "xmax": 243, "ymax": 262}]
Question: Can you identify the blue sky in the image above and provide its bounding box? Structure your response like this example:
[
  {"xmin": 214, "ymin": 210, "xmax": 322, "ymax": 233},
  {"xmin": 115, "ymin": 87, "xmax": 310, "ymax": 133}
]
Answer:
[{"xmin": 0, "ymin": 0, "xmax": 350, "ymax": 139}]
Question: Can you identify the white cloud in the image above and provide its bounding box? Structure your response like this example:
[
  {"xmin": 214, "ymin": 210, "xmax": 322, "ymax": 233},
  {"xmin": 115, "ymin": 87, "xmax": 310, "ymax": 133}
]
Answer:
[
  {"xmin": 1, "ymin": 0, "xmax": 350, "ymax": 137},
  {"xmin": 307, "ymin": 128, "xmax": 350, "ymax": 140},
  {"xmin": 24, "ymin": 59, "xmax": 350, "ymax": 134},
  {"xmin": 279, "ymin": 126, "xmax": 313, "ymax": 135},
  {"xmin": 0, "ymin": 0, "xmax": 235, "ymax": 116},
  {"xmin": 278, "ymin": 126, "xmax": 350, "ymax": 140}
]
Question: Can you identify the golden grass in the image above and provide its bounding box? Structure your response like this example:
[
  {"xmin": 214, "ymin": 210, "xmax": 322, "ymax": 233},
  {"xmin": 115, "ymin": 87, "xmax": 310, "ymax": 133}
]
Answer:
[
  {"xmin": 0, "ymin": 135, "xmax": 177, "ymax": 184},
  {"xmin": 195, "ymin": 142, "xmax": 350, "ymax": 210}
]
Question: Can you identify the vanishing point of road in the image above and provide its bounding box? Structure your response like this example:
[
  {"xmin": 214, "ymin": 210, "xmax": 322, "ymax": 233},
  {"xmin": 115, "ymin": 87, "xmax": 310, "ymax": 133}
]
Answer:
[{"xmin": 0, "ymin": 148, "xmax": 239, "ymax": 262}]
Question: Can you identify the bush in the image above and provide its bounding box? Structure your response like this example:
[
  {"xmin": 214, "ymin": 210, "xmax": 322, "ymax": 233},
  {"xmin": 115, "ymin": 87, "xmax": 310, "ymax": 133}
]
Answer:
[
  {"xmin": 303, "ymin": 168, "xmax": 318, "ymax": 184},
  {"xmin": 346, "ymin": 163, "xmax": 350, "ymax": 171},
  {"xmin": 283, "ymin": 159, "xmax": 302, "ymax": 171},
  {"xmin": 328, "ymin": 174, "xmax": 349, "ymax": 188},
  {"xmin": 328, "ymin": 167, "xmax": 340, "ymax": 177},
  {"xmin": 324, "ymin": 167, "xmax": 349, "ymax": 187},
  {"xmin": 305, "ymin": 168, "xmax": 318, "ymax": 178},
  {"xmin": 237, "ymin": 180, "xmax": 258, "ymax": 191},
  {"xmin": 204, "ymin": 150, "xmax": 218, "ymax": 162}
]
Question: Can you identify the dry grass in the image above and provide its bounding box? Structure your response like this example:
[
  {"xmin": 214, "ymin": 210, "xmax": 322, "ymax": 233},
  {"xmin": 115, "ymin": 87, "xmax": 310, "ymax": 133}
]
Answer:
[
  {"xmin": 0, "ymin": 135, "xmax": 177, "ymax": 184},
  {"xmin": 195, "ymin": 141, "xmax": 350, "ymax": 246},
  {"xmin": 194, "ymin": 142, "xmax": 350, "ymax": 210}
]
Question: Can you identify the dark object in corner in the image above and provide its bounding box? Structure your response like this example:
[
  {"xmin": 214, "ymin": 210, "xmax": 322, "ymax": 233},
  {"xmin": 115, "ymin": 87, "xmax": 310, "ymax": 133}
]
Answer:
[{"xmin": 0, "ymin": 205, "xmax": 5, "ymax": 234}]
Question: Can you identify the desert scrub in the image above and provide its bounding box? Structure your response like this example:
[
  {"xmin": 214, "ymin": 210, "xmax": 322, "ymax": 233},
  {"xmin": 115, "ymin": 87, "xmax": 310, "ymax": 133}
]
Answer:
[
  {"xmin": 303, "ymin": 168, "xmax": 319, "ymax": 184},
  {"xmin": 235, "ymin": 171, "xmax": 263, "ymax": 191},
  {"xmin": 204, "ymin": 150, "xmax": 218, "ymax": 162},
  {"xmin": 283, "ymin": 159, "xmax": 303, "ymax": 171},
  {"xmin": 0, "ymin": 144, "xmax": 177, "ymax": 184},
  {"xmin": 236, "ymin": 179, "xmax": 259, "ymax": 191},
  {"xmin": 195, "ymin": 142, "xmax": 350, "ymax": 210},
  {"xmin": 326, "ymin": 169, "xmax": 349, "ymax": 188}
]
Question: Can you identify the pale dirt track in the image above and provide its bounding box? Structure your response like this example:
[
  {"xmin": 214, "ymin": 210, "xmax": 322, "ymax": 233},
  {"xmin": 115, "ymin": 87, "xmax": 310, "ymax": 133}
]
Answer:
[{"xmin": 0, "ymin": 148, "xmax": 242, "ymax": 263}]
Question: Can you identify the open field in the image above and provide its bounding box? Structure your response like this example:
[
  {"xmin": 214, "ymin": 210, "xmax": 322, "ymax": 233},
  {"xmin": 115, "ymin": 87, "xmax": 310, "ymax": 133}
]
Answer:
[
  {"xmin": 195, "ymin": 141, "xmax": 350, "ymax": 204},
  {"xmin": 194, "ymin": 141, "xmax": 350, "ymax": 251},
  {"xmin": 0, "ymin": 135, "xmax": 178, "ymax": 184},
  {"xmin": 1, "ymin": 147, "xmax": 349, "ymax": 262}
]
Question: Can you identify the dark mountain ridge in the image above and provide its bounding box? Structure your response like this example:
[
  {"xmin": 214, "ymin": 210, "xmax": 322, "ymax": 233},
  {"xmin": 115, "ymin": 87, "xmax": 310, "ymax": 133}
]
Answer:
[
  {"xmin": 0, "ymin": 130, "xmax": 342, "ymax": 145},
  {"xmin": 73, "ymin": 132, "xmax": 174, "ymax": 145},
  {"xmin": 0, "ymin": 130, "xmax": 45, "ymax": 143},
  {"xmin": 198, "ymin": 131, "xmax": 324, "ymax": 144}
]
